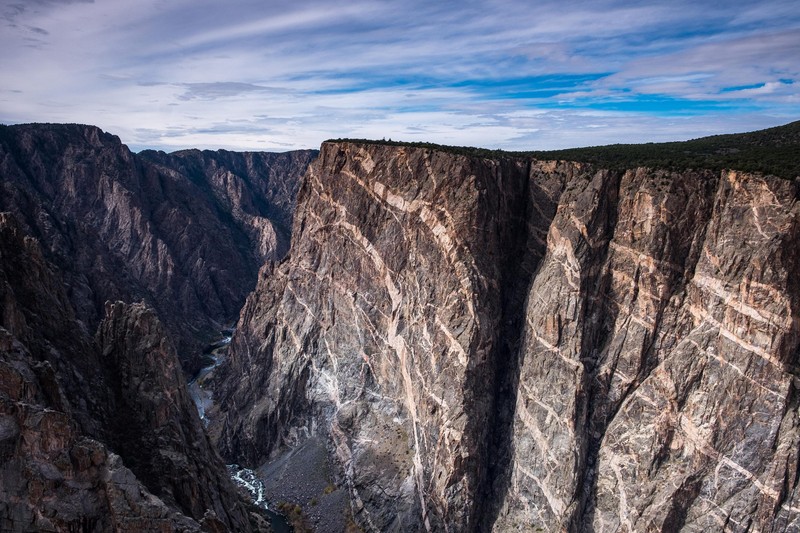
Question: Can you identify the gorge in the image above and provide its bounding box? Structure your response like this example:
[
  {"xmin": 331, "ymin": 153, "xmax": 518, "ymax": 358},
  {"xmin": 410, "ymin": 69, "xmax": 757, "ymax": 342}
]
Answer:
[{"xmin": 1, "ymin": 121, "xmax": 799, "ymax": 532}]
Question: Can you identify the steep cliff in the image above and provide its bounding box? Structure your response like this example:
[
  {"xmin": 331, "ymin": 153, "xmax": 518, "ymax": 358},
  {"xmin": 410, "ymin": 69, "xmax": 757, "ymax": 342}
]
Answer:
[
  {"xmin": 497, "ymin": 167, "xmax": 800, "ymax": 532},
  {"xmin": 0, "ymin": 123, "xmax": 316, "ymax": 373},
  {"xmin": 216, "ymin": 141, "xmax": 800, "ymax": 532},
  {"xmin": 0, "ymin": 212, "xmax": 258, "ymax": 531},
  {"xmin": 139, "ymin": 148, "xmax": 312, "ymax": 261},
  {"xmin": 97, "ymin": 301, "xmax": 256, "ymax": 531}
]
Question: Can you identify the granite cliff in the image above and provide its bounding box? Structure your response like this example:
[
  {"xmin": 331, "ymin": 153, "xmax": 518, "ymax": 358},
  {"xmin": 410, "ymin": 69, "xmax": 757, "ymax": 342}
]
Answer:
[
  {"xmin": 215, "ymin": 139, "xmax": 800, "ymax": 532},
  {"xmin": 0, "ymin": 123, "xmax": 316, "ymax": 373},
  {"xmin": 0, "ymin": 212, "xmax": 259, "ymax": 531}
]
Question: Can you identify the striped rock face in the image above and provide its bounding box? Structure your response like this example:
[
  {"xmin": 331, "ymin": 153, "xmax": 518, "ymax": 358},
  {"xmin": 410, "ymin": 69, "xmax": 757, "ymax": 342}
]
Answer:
[{"xmin": 216, "ymin": 141, "xmax": 800, "ymax": 532}]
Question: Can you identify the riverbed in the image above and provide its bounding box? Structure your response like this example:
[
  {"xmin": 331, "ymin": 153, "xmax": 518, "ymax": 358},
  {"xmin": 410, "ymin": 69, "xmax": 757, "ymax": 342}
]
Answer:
[{"xmin": 188, "ymin": 333, "xmax": 293, "ymax": 532}]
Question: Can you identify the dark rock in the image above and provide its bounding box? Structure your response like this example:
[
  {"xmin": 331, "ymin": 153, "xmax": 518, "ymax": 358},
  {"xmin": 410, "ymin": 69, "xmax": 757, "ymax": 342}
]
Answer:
[
  {"xmin": 0, "ymin": 123, "xmax": 316, "ymax": 374},
  {"xmin": 0, "ymin": 212, "xmax": 255, "ymax": 531},
  {"xmin": 97, "ymin": 300, "xmax": 253, "ymax": 530}
]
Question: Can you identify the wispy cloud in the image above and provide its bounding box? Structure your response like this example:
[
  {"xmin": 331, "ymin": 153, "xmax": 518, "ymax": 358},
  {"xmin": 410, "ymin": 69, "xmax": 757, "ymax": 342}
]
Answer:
[
  {"xmin": 176, "ymin": 82, "xmax": 290, "ymax": 101},
  {"xmin": 0, "ymin": 0, "xmax": 798, "ymax": 151}
]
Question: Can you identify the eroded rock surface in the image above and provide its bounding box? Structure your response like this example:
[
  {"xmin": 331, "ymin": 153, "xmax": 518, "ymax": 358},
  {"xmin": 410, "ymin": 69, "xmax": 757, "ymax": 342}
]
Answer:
[
  {"xmin": 216, "ymin": 141, "xmax": 800, "ymax": 532},
  {"xmin": 0, "ymin": 123, "xmax": 316, "ymax": 373},
  {"xmin": 139, "ymin": 148, "xmax": 312, "ymax": 261},
  {"xmin": 97, "ymin": 301, "xmax": 255, "ymax": 531},
  {"xmin": 0, "ymin": 212, "xmax": 258, "ymax": 532}
]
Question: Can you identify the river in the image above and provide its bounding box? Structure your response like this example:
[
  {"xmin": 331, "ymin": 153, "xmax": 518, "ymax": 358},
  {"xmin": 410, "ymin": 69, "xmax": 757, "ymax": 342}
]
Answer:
[{"xmin": 188, "ymin": 333, "xmax": 293, "ymax": 532}]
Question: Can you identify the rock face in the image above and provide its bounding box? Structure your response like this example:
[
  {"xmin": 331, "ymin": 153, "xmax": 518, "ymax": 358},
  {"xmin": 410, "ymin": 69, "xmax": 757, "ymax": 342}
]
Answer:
[
  {"xmin": 0, "ymin": 123, "xmax": 316, "ymax": 373},
  {"xmin": 139, "ymin": 148, "xmax": 309, "ymax": 261},
  {"xmin": 216, "ymin": 141, "xmax": 800, "ymax": 531},
  {"xmin": 97, "ymin": 301, "xmax": 254, "ymax": 531},
  {"xmin": 498, "ymin": 167, "xmax": 800, "ymax": 532},
  {"xmin": 0, "ymin": 212, "xmax": 256, "ymax": 531}
]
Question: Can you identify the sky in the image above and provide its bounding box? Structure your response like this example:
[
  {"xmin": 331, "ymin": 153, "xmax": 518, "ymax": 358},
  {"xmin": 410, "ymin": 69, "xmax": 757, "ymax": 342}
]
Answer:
[{"xmin": 1, "ymin": 0, "xmax": 799, "ymax": 152}]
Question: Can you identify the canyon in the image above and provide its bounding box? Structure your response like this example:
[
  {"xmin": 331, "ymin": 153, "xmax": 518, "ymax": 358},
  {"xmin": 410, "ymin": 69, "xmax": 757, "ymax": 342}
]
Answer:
[
  {"xmin": 0, "ymin": 124, "xmax": 316, "ymax": 374},
  {"xmin": 0, "ymin": 123, "xmax": 314, "ymax": 531},
  {"xmin": 1, "ymin": 121, "xmax": 799, "ymax": 532}
]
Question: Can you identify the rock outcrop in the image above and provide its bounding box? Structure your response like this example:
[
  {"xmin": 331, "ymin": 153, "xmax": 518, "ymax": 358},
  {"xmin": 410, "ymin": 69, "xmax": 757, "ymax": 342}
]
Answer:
[
  {"xmin": 0, "ymin": 123, "xmax": 316, "ymax": 373},
  {"xmin": 216, "ymin": 141, "xmax": 800, "ymax": 532},
  {"xmin": 0, "ymin": 212, "xmax": 257, "ymax": 531},
  {"xmin": 97, "ymin": 301, "xmax": 255, "ymax": 531}
]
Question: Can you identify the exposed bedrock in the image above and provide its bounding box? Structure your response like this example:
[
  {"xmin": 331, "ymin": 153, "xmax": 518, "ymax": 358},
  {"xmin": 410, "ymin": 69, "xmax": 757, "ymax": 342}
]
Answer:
[
  {"xmin": 0, "ymin": 123, "xmax": 316, "ymax": 373},
  {"xmin": 217, "ymin": 141, "xmax": 800, "ymax": 532},
  {"xmin": 0, "ymin": 212, "xmax": 258, "ymax": 532}
]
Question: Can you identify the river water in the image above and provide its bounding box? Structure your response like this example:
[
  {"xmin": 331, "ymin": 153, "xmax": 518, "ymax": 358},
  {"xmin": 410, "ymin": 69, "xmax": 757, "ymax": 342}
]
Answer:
[
  {"xmin": 188, "ymin": 334, "xmax": 293, "ymax": 532},
  {"xmin": 228, "ymin": 464, "xmax": 293, "ymax": 533},
  {"xmin": 187, "ymin": 335, "xmax": 228, "ymax": 423}
]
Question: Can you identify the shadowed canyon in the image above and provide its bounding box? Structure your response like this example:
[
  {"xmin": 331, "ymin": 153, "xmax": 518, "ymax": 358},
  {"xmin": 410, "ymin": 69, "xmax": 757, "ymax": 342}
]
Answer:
[{"xmin": 1, "ymin": 122, "xmax": 799, "ymax": 532}]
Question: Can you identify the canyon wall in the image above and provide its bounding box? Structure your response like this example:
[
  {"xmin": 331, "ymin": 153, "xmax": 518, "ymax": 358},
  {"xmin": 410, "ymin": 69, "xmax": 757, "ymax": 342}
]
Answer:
[
  {"xmin": 217, "ymin": 141, "xmax": 800, "ymax": 531},
  {"xmin": 139, "ymin": 147, "xmax": 307, "ymax": 261},
  {"xmin": 0, "ymin": 212, "xmax": 259, "ymax": 531},
  {"xmin": 0, "ymin": 124, "xmax": 317, "ymax": 530},
  {"xmin": 0, "ymin": 124, "xmax": 316, "ymax": 372}
]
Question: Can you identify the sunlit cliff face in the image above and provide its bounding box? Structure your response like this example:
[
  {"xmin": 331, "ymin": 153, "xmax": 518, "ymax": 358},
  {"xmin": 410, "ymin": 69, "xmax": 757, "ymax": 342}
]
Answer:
[{"xmin": 216, "ymin": 141, "xmax": 800, "ymax": 532}]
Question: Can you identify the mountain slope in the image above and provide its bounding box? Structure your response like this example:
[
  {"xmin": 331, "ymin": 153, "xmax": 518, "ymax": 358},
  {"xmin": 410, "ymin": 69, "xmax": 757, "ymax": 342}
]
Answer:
[{"xmin": 0, "ymin": 212, "xmax": 258, "ymax": 531}]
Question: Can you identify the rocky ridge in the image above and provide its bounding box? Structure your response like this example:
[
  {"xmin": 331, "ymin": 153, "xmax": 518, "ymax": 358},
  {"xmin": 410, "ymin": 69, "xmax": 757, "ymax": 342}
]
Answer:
[
  {"xmin": 216, "ymin": 141, "xmax": 800, "ymax": 532},
  {"xmin": 0, "ymin": 123, "xmax": 316, "ymax": 373},
  {"xmin": 0, "ymin": 212, "xmax": 259, "ymax": 531}
]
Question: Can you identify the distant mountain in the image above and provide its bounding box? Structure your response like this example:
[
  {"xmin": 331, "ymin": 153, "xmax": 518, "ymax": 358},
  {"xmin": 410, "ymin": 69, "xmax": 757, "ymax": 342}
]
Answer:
[
  {"xmin": 0, "ymin": 123, "xmax": 317, "ymax": 373},
  {"xmin": 138, "ymin": 147, "xmax": 310, "ymax": 261}
]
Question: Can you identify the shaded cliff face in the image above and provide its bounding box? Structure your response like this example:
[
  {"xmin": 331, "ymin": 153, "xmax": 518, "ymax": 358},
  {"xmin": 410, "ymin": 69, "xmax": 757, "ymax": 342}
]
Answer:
[
  {"xmin": 498, "ymin": 168, "xmax": 800, "ymax": 532},
  {"xmin": 0, "ymin": 212, "xmax": 257, "ymax": 532},
  {"xmin": 97, "ymin": 301, "xmax": 255, "ymax": 531},
  {"xmin": 0, "ymin": 123, "xmax": 316, "ymax": 373},
  {"xmin": 138, "ymin": 147, "xmax": 314, "ymax": 261},
  {"xmin": 217, "ymin": 141, "xmax": 800, "ymax": 531},
  {"xmin": 0, "ymin": 329, "xmax": 203, "ymax": 533}
]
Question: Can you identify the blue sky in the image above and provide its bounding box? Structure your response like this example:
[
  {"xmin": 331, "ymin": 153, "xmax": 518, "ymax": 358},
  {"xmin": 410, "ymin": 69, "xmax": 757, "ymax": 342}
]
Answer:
[{"xmin": 1, "ymin": 0, "xmax": 798, "ymax": 151}]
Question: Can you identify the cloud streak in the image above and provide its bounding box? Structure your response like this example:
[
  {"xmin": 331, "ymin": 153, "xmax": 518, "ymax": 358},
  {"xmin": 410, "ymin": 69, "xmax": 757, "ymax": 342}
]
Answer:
[{"xmin": 0, "ymin": 0, "xmax": 798, "ymax": 151}]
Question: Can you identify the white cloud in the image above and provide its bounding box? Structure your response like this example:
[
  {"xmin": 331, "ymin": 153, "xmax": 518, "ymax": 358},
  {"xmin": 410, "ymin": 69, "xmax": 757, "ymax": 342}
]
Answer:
[{"xmin": 0, "ymin": 0, "xmax": 798, "ymax": 151}]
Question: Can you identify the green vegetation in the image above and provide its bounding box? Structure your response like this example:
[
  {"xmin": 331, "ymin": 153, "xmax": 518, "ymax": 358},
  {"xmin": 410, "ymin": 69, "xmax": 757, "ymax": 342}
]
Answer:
[
  {"xmin": 529, "ymin": 120, "xmax": 800, "ymax": 179},
  {"xmin": 329, "ymin": 119, "xmax": 800, "ymax": 179},
  {"xmin": 326, "ymin": 137, "xmax": 520, "ymax": 160},
  {"xmin": 277, "ymin": 501, "xmax": 313, "ymax": 532}
]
